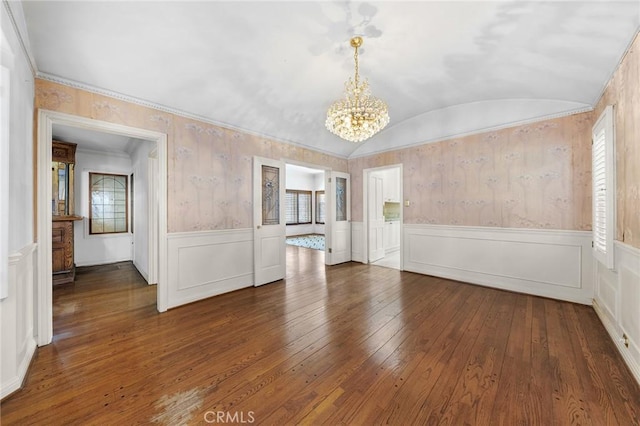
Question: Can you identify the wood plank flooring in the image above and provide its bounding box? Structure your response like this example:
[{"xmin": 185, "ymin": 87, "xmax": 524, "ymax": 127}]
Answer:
[{"xmin": 2, "ymin": 246, "xmax": 639, "ymax": 425}]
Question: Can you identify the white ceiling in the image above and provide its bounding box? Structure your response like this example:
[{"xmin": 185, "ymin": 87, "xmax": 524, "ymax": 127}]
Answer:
[
  {"xmin": 21, "ymin": 1, "xmax": 640, "ymax": 158},
  {"xmin": 52, "ymin": 124, "xmax": 147, "ymax": 156}
]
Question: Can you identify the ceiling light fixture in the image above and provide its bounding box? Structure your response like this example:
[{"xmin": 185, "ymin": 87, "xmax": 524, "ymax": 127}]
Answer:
[{"xmin": 326, "ymin": 36, "xmax": 389, "ymax": 143}]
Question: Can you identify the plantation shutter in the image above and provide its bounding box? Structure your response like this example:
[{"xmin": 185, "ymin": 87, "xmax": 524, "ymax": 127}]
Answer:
[
  {"xmin": 591, "ymin": 105, "xmax": 614, "ymax": 269},
  {"xmin": 286, "ymin": 191, "xmax": 297, "ymax": 225},
  {"xmin": 298, "ymin": 192, "xmax": 311, "ymax": 223}
]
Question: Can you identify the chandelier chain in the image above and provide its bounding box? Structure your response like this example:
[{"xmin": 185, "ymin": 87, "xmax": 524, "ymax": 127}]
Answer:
[{"xmin": 354, "ymin": 44, "xmax": 359, "ymax": 89}]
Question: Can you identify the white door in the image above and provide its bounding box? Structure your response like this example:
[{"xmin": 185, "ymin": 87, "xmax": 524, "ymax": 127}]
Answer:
[
  {"xmin": 147, "ymin": 150, "xmax": 158, "ymax": 284},
  {"xmin": 326, "ymin": 170, "xmax": 351, "ymax": 265},
  {"xmin": 368, "ymin": 175, "xmax": 385, "ymax": 262},
  {"xmin": 253, "ymin": 156, "xmax": 286, "ymax": 286}
]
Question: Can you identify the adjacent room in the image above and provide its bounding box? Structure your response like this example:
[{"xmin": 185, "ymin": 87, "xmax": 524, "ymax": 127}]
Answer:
[{"xmin": 2, "ymin": 1, "xmax": 640, "ymax": 424}]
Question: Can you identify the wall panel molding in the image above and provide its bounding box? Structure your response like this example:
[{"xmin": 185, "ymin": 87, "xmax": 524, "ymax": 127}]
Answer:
[
  {"xmin": 167, "ymin": 229, "xmax": 253, "ymax": 309},
  {"xmin": 403, "ymin": 224, "xmax": 593, "ymax": 304},
  {"xmin": 351, "ymin": 222, "xmax": 365, "ymax": 263},
  {"xmin": 1, "ymin": 243, "xmax": 37, "ymax": 399},
  {"xmin": 594, "ymin": 240, "xmax": 640, "ymax": 385}
]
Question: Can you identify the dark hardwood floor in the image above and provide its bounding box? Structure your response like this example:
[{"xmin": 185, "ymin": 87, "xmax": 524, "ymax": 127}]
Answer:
[{"xmin": 2, "ymin": 246, "xmax": 639, "ymax": 425}]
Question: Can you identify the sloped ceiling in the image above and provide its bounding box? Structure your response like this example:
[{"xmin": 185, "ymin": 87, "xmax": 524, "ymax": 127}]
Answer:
[{"xmin": 20, "ymin": 1, "xmax": 640, "ymax": 158}]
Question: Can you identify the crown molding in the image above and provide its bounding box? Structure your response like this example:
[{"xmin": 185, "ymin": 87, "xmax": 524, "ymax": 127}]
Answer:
[
  {"xmin": 36, "ymin": 72, "xmax": 349, "ymax": 160},
  {"xmin": 591, "ymin": 25, "xmax": 640, "ymax": 107},
  {"xmin": 347, "ymin": 105, "xmax": 594, "ymax": 160},
  {"xmin": 2, "ymin": 0, "xmax": 36, "ymax": 76}
]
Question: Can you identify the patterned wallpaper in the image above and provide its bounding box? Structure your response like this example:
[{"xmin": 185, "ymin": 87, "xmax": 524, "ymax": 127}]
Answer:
[
  {"xmin": 593, "ymin": 32, "xmax": 640, "ymax": 249},
  {"xmin": 34, "ymin": 36, "xmax": 640, "ymax": 248},
  {"xmin": 35, "ymin": 80, "xmax": 348, "ymax": 232},
  {"xmin": 349, "ymin": 112, "xmax": 594, "ymax": 231}
]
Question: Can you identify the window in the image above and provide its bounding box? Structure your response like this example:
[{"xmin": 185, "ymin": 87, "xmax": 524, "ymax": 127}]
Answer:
[
  {"xmin": 286, "ymin": 190, "xmax": 311, "ymax": 225},
  {"xmin": 592, "ymin": 105, "xmax": 615, "ymax": 269},
  {"xmin": 89, "ymin": 172, "xmax": 128, "ymax": 234},
  {"xmin": 316, "ymin": 190, "xmax": 325, "ymax": 224}
]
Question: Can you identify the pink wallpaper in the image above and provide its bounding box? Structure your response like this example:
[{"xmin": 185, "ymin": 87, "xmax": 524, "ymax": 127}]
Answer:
[
  {"xmin": 349, "ymin": 113, "xmax": 594, "ymax": 231},
  {"xmin": 593, "ymin": 32, "xmax": 640, "ymax": 249},
  {"xmin": 35, "ymin": 80, "xmax": 348, "ymax": 232}
]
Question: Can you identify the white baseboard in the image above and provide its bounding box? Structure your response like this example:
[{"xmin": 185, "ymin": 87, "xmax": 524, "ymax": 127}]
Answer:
[
  {"xmin": 403, "ymin": 224, "xmax": 593, "ymax": 304},
  {"xmin": 75, "ymin": 256, "xmax": 132, "ymax": 267},
  {"xmin": 132, "ymin": 260, "xmax": 150, "ymax": 283},
  {"xmin": 1, "ymin": 336, "xmax": 36, "ymax": 400},
  {"xmin": 167, "ymin": 229, "xmax": 254, "ymax": 309}
]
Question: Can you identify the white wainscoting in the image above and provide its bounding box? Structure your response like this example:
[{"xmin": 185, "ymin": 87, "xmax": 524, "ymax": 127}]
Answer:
[
  {"xmin": 593, "ymin": 241, "xmax": 640, "ymax": 385},
  {"xmin": 1, "ymin": 243, "xmax": 37, "ymax": 399},
  {"xmin": 403, "ymin": 225, "xmax": 593, "ymax": 304},
  {"xmin": 351, "ymin": 222, "xmax": 365, "ymax": 263},
  {"xmin": 167, "ymin": 229, "xmax": 254, "ymax": 309}
]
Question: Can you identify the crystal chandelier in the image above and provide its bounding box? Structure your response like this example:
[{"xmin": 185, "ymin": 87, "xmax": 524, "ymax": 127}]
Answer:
[{"xmin": 326, "ymin": 36, "xmax": 389, "ymax": 142}]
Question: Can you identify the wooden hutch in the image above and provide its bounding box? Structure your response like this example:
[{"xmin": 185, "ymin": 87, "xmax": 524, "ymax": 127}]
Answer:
[{"xmin": 52, "ymin": 140, "xmax": 82, "ymax": 285}]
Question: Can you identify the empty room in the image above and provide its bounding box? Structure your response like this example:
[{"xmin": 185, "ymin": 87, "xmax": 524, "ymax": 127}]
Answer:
[{"xmin": 1, "ymin": 1, "xmax": 639, "ymax": 424}]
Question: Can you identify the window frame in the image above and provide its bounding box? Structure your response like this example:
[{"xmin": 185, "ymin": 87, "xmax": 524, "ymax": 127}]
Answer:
[
  {"xmin": 89, "ymin": 172, "xmax": 129, "ymax": 235},
  {"xmin": 315, "ymin": 190, "xmax": 325, "ymax": 224},
  {"xmin": 592, "ymin": 105, "xmax": 615, "ymax": 269},
  {"xmin": 285, "ymin": 189, "xmax": 312, "ymax": 225}
]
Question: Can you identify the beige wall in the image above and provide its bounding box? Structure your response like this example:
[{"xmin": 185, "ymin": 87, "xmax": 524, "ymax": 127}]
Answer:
[
  {"xmin": 35, "ymin": 80, "xmax": 347, "ymax": 233},
  {"xmin": 37, "ymin": 29, "xmax": 639, "ymax": 247},
  {"xmin": 349, "ymin": 112, "xmax": 593, "ymax": 231},
  {"xmin": 593, "ymin": 32, "xmax": 640, "ymax": 249}
]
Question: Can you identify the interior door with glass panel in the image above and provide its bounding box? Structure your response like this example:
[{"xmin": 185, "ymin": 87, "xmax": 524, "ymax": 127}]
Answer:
[
  {"xmin": 253, "ymin": 157, "xmax": 286, "ymax": 286},
  {"xmin": 326, "ymin": 170, "xmax": 351, "ymax": 265}
]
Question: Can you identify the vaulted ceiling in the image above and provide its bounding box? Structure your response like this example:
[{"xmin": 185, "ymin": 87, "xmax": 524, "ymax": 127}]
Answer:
[{"xmin": 20, "ymin": 1, "xmax": 640, "ymax": 158}]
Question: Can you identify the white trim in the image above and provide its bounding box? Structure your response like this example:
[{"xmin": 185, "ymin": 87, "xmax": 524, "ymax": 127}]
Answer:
[
  {"xmin": 0, "ymin": 64, "xmax": 9, "ymax": 299},
  {"xmin": 362, "ymin": 164, "xmax": 404, "ymax": 267},
  {"xmin": 593, "ymin": 299, "xmax": 640, "ymax": 386},
  {"xmin": 351, "ymin": 222, "xmax": 365, "ymax": 263},
  {"xmin": 0, "ymin": 337, "xmax": 35, "ymax": 399},
  {"xmin": 2, "ymin": 1, "xmax": 36, "ymax": 76},
  {"xmin": 167, "ymin": 229, "xmax": 253, "ymax": 307},
  {"xmin": 2, "ymin": 242, "xmax": 37, "ymax": 399},
  {"xmin": 594, "ymin": 239, "xmax": 640, "ymax": 386},
  {"xmin": 592, "ymin": 105, "xmax": 616, "ymax": 269},
  {"xmin": 36, "ymin": 110, "xmax": 168, "ymax": 346},
  {"xmin": 403, "ymin": 224, "xmax": 593, "ymax": 304}
]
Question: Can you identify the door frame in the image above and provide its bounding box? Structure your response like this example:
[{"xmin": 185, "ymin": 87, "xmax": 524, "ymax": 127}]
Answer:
[
  {"xmin": 147, "ymin": 148, "xmax": 159, "ymax": 285},
  {"xmin": 36, "ymin": 110, "xmax": 168, "ymax": 346},
  {"xmin": 362, "ymin": 164, "xmax": 403, "ymax": 268},
  {"xmin": 283, "ymin": 160, "xmax": 330, "ymax": 262}
]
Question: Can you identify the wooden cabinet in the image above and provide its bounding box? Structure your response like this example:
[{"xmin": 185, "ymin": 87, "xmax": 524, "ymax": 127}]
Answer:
[
  {"xmin": 52, "ymin": 140, "xmax": 81, "ymax": 285},
  {"xmin": 383, "ymin": 168, "xmax": 400, "ymax": 202},
  {"xmin": 52, "ymin": 218, "xmax": 82, "ymax": 285}
]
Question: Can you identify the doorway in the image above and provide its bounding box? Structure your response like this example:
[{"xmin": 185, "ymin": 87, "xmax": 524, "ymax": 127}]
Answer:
[
  {"xmin": 363, "ymin": 164, "xmax": 402, "ymax": 270},
  {"xmin": 36, "ymin": 110, "xmax": 168, "ymax": 346},
  {"xmin": 252, "ymin": 158, "xmax": 352, "ymax": 286}
]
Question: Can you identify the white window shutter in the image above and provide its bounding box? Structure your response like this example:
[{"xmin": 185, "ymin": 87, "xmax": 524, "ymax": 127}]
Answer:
[{"xmin": 591, "ymin": 105, "xmax": 615, "ymax": 269}]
